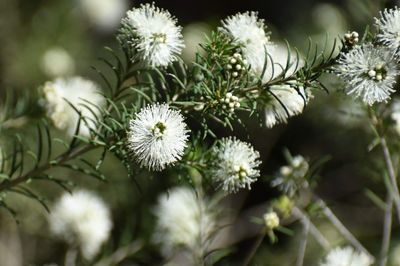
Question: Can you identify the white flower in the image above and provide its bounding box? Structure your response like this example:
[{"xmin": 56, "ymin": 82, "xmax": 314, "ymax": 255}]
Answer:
[
  {"xmin": 153, "ymin": 186, "xmax": 215, "ymax": 257},
  {"xmin": 79, "ymin": 0, "xmax": 127, "ymax": 31},
  {"xmin": 49, "ymin": 190, "xmax": 112, "ymax": 260},
  {"xmin": 265, "ymin": 85, "xmax": 308, "ymax": 128},
  {"xmin": 271, "ymin": 154, "xmax": 309, "ymax": 197},
  {"xmin": 40, "ymin": 47, "xmax": 75, "ymax": 77},
  {"xmin": 120, "ymin": 3, "xmax": 185, "ymax": 67},
  {"xmin": 375, "ymin": 7, "xmax": 400, "ymax": 54},
  {"xmin": 43, "ymin": 77, "xmax": 105, "ymax": 138},
  {"xmin": 128, "ymin": 103, "xmax": 189, "ymax": 171},
  {"xmin": 221, "ymin": 12, "xmax": 273, "ymax": 81},
  {"xmin": 334, "ymin": 43, "xmax": 399, "ymax": 105},
  {"xmin": 263, "ymin": 211, "xmax": 280, "ymax": 229},
  {"xmin": 211, "ymin": 137, "xmax": 261, "ymax": 193},
  {"xmin": 320, "ymin": 246, "xmax": 373, "ymax": 266}
]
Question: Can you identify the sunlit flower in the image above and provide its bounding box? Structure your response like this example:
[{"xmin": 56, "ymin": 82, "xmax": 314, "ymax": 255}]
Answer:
[
  {"xmin": 153, "ymin": 186, "xmax": 216, "ymax": 257},
  {"xmin": 49, "ymin": 190, "xmax": 112, "ymax": 260},
  {"xmin": 128, "ymin": 103, "xmax": 189, "ymax": 171},
  {"xmin": 40, "ymin": 47, "xmax": 75, "ymax": 77},
  {"xmin": 320, "ymin": 246, "xmax": 373, "ymax": 266},
  {"xmin": 334, "ymin": 43, "xmax": 399, "ymax": 105},
  {"xmin": 211, "ymin": 137, "xmax": 261, "ymax": 193},
  {"xmin": 271, "ymin": 154, "xmax": 309, "ymax": 197},
  {"xmin": 375, "ymin": 7, "xmax": 400, "ymax": 54},
  {"xmin": 79, "ymin": 0, "xmax": 127, "ymax": 31},
  {"xmin": 119, "ymin": 3, "xmax": 185, "ymax": 67},
  {"xmin": 43, "ymin": 77, "xmax": 105, "ymax": 138},
  {"xmin": 265, "ymin": 85, "xmax": 308, "ymax": 128}
]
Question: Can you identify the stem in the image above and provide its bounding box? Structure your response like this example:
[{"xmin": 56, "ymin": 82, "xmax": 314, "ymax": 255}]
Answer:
[
  {"xmin": 296, "ymin": 217, "xmax": 310, "ymax": 266},
  {"xmin": 292, "ymin": 207, "xmax": 330, "ymax": 250},
  {"xmin": 379, "ymin": 136, "xmax": 400, "ymax": 223},
  {"xmin": 64, "ymin": 248, "xmax": 78, "ymax": 266},
  {"xmin": 317, "ymin": 198, "xmax": 374, "ymax": 262},
  {"xmin": 0, "ymin": 144, "xmax": 96, "ymax": 191},
  {"xmin": 242, "ymin": 230, "xmax": 266, "ymax": 266},
  {"xmin": 94, "ymin": 240, "xmax": 143, "ymax": 266},
  {"xmin": 379, "ymin": 194, "xmax": 393, "ymax": 266}
]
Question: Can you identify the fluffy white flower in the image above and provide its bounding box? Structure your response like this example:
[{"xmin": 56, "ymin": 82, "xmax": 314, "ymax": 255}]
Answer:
[
  {"xmin": 265, "ymin": 85, "xmax": 308, "ymax": 128},
  {"xmin": 79, "ymin": 0, "xmax": 127, "ymax": 31},
  {"xmin": 334, "ymin": 43, "xmax": 399, "ymax": 105},
  {"xmin": 120, "ymin": 3, "xmax": 185, "ymax": 67},
  {"xmin": 49, "ymin": 190, "xmax": 112, "ymax": 260},
  {"xmin": 221, "ymin": 12, "xmax": 273, "ymax": 80},
  {"xmin": 43, "ymin": 77, "xmax": 105, "ymax": 138},
  {"xmin": 320, "ymin": 246, "xmax": 373, "ymax": 266},
  {"xmin": 153, "ymin": 186, "xmax": 215, "ymax": 257},
  {"xmin": 40, "ymin": 47, "xmax": 75, "ymax": 77},
  {"xmin": 375, "ymin": 7, "xmax": 400, "ymax": 54},
  {"xmin": 211, "ymin": 137, "xmax": 261, "ymax": 193},
  {"xmin": 128, "ymin": 103, "xmax": 189, "ymax": 171},
  {"xmin": 271, "ymin": 154, "xmax": 309, "ymax": 197}
]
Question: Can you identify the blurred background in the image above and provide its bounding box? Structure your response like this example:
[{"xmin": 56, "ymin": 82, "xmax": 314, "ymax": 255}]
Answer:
[{"xmin": 1, "ymin": 0, "xmax": 400, "ymax": 265}]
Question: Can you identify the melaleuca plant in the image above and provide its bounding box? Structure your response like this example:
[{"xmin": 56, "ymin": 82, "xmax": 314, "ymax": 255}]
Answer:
[{"xmin": 4, "ymin": 1, "xmax": 400, "ymax": 265}]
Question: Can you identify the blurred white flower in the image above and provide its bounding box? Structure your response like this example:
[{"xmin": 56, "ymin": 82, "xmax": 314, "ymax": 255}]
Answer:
[
  {"xmin": 128, "ymin": 103, "xmax": 189, "ymax": 171},
  {"xmin": 43, "ymin": 76, "xmax": 105, "ymax": 138},
  {"xmin": 182, "ymin": 22, "xmax": 211, "ymax": 62},
  {"xmin": 221, "ymin": 11, "xmax": 273, "ymax": 81},
  {"xmin": 271, "ymin": 154, "xmax": 309, "ymax": 197},
  {"xmin": 265, "ymin": 85, "xmax": 308, "ymax": 128},
  {"xmin": 391, "ymin": 100, "xmax": 400, "ymax": 135},
  {"xmin": 153, "ymin": 186, "xmax": 215, "ymax": 257},
  {"xmin": 320, "ymin": 246, "xmax": 373, "ymax": 266},
  {"xmin": 120, "ymin": 3, "xmax": 185, "ymax": 67},
  {"xmin": 79, "ymin": 0, "xmax": 127, "ymax": 31},
  {"xmin": 211, "ymin": 137, "xmax": 261, "ymax": 193},
  {"xmin": 334, "ymin": 43, "xmax": 399, "ymax": 105},
  {"xmin": 391, "ymin": 243, "xmax": 400, "ymax": 265},
  {"xmin": 49, "ymin": 190, "xmax": 112, "ymax": 260},
  {"xmin": 41, "ymin": 47, "xmax": 75, "ymax": 78},
  {"xmin": 375, "ymin": 7, "xmax": 400, "ymax": 55},
  {"xmin": 263, "ymin": 211, "xmax": 280, "ymax": 229}
]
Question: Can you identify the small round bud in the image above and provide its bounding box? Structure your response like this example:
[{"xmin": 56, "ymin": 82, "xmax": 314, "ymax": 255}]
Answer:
[
  {"xmin": 233, "ymin": 53, "xmax": 242, "ymax": 59},
  {"xmin": 227, "ymin": 64, "xmax": 233, "ymax": 70},
  {"xmin": 230, "ymin": 58, "xmax": 237, "ymax": 64},
  {"xmin": 351, "ymin": 31, "xmax": 359, "ymax": 38},
  {"xmin": 368, "ymin": 69, "xmax": 376, "ymax": 78},
  {"xmin": 226, "ymin": 92, "xmax": 233, "ymax": 98},
  {"xmin": 242, "ymin": 59, "xmax": 248, "ymax": 65},
  {"xmin": 235, "ymin": 64, "xmax": 242, "ymax": 71},
  {"xmin": 231, "ymin": 96, "xmax": 239, "ymax": 101},
  {"xmin": 232, "ymin": 72, "xmax": 239, "ymax": 77},
  {"xmin": 280, "ymin": 166, "xmax": 292, "ymax": 176},
  {"xmin": 235, "ymin": 102, "xmax": 240, "ymax": 108},
  {"xmin": 376, "ymin": 74, "xmax": 383, "ymax": 81}
]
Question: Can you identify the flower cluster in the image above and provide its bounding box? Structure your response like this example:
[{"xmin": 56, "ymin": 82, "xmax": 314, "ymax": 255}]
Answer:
[
  {"xmin": 211, "ymin": 137, "xmax": 261, "ymax": 193},
  {"xmin": 226, "ymin": 52, "xmax": 248, "ymax": 79},
  {"xmin": 375, "ymin": 7, "xmax": 400, "ymax": 55},
  {"xmin": 128, "ymin": 103, "xmax": 189, "ymax": 171},
  {"xmin": 344, "ymin": 31, "xmax": 359, "ymax": 47},
  {"xmin": 271, "ymin": 154, "xmax": 309, "ymax": 197},
  {"xmin": 42, "ymin": 76, "xmax": 105, "ymax": 138},
  {"xmin": 153, "ymin": 186, "xmax": 216, "ymax": 257},
  {"xmin": 49, "ymin": 190, "xmax": 112, "ymax": 260},
  {"xmin": 220, "ymin": 92, "xmax": 241, "ymax": 112},
  {"xmin": 320, "ymin": 246, "xmax": 373, "ymax": 266},
  {"xmin": 119, "ymin": 3, "xmax": 185, "ymax": 67},
  {"xmin": 263, "ymin": 211, "xmax": 280, "ymax": 230}
]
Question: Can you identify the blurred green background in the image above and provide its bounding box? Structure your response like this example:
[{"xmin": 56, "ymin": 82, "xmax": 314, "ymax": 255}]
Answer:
[{"xmin": 0, "ymin": 0, "xmax": 399, "ymax": 265}]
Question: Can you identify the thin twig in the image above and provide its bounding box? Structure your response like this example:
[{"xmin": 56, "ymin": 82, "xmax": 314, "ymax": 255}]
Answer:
[
  {"xmin": 379, "ymin": 194, "xmax": 393, "ymax": 266},
  {"xmin": 292, "ymin": 207, "xmax": 330, "ymax": 250},
  {"xmin": 94, "ymin": 240, "xmax": 143, "ymax": 266},
  {"xmin": 296, "ymin": 217, "xmax": 310, "ymax": 266},
  {"xmin": 242, "ymin": 230, "xmax": 266, "ymax": 266},
  {"xmin": 317, "ymin": 198, "xmax": 375, "ymax": 262}
]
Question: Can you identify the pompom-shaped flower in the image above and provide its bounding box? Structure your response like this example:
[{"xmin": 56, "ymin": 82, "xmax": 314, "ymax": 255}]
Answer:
[
  {"xmin": 334, "ymin": 43, "xmax": 399, "ymax": 105},
  {"xmin": 153, "ymin": 186, "xmax": 216, "ymax": 257},
  {"xmin": 49, "ymin": 190, "xmax": 112, "ymax": 260},
  {"xmin": 221, "ymin": 12, "xmax": 273, "ymax": 80},
  {"xmin": 211, "ymin": 137, "xmax": 261, "ymax": 193},
  {"xmin": 119, "ymin": 3, "xmax": 185, "ymax": 67},
  {"xmin": 265, "ymin": 85, "xmax": 308, "ymax": 128},
  {"xmin": 43, "ymin": 76, "xmax": 105, "ymax": 138},
  {"xmin": 375, "ymin": 7, "xmax": 400, "ymax": 54},
  {"xmin": 128, "ymin": 103, "xmax": 189, "ymax": 171},
  {"xmin": 320, "ymin": 246, "xmax": 373, "ymax": 266},
  {"xmin": 271, "ymin": 154, "xmax": 309, "ymax": 197}
]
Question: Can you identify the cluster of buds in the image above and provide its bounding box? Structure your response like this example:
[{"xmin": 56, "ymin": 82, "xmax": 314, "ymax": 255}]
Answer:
[
  {"xmin": 220, "ymin": 92, "xmax": 240, "ymax": 112},
  {"xmin": 263, "ymin": 211, "xmax": 280, "ymax": 230},
  {"xmin": 344, "ymin": 31, "xmax": 359, "ymax": 47},
  {"xmin": 226, "ymin": 52, "xmax": 247, "ymax": 78}
]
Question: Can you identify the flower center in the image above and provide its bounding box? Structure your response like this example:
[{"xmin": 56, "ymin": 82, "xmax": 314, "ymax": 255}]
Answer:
[
  {"xmin": 152, "ymin": 122, "xmax": 166, "ymax": 138},
  {"xmin": 367, "ymin": 63, "xmax": 387, "ymax": 81},
  {"xmin": 234, "ymin": 164, "xmax": 249, "ymax": 180},
  {"xmin": 152, "ymin": 33, "xmax": 167, "ymax": 44}
]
